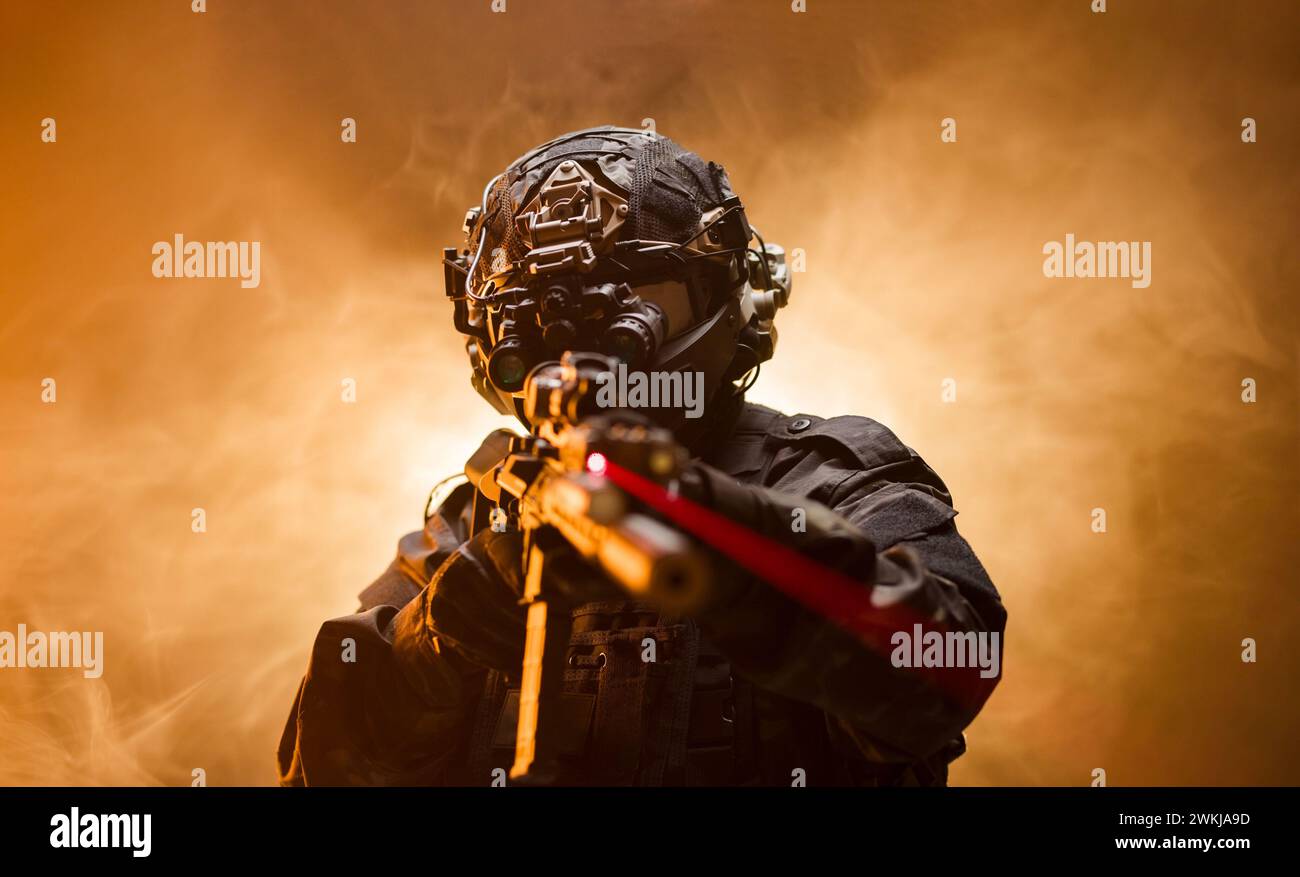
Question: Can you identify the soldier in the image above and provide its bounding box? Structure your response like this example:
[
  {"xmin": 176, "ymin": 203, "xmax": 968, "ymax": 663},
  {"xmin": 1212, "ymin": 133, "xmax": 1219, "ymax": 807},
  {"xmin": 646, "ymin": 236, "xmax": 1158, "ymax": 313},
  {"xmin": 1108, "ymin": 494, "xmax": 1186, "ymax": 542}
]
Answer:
[{"xmin": 277, "ymin": 126, "xmax": 1006, "ymax": 787}]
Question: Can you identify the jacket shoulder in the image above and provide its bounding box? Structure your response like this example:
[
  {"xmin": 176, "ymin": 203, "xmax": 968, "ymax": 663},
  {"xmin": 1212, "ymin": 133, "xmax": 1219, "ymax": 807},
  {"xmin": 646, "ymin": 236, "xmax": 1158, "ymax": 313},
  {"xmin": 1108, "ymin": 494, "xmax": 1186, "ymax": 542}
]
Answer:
[
  {"xmin": 712, "ymin": 403, "xmax": 915, "ymax": 479},
  {"xmin": 766, "ymin": 410, "xmax": 915, "ymax": 472},
  {"xmin": 759, "ymin": 409, "xmax": 955, "ymax": 508}
]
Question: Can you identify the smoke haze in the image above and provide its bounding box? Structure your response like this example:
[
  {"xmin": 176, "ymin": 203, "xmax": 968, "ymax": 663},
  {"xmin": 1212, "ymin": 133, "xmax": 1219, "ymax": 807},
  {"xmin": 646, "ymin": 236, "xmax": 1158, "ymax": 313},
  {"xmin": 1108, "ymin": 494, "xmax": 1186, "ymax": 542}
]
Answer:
[{"xmin": 0, "ymin": 0, "xmax": 1296, "ymax": 785}]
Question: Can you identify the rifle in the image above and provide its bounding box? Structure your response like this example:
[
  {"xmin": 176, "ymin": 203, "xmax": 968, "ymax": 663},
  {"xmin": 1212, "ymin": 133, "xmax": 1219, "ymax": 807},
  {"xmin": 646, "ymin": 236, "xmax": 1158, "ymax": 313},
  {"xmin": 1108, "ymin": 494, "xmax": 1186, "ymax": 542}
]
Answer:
[{"xmin": 465, "ymin": 351, "xmax": 710, "ymax": 784}]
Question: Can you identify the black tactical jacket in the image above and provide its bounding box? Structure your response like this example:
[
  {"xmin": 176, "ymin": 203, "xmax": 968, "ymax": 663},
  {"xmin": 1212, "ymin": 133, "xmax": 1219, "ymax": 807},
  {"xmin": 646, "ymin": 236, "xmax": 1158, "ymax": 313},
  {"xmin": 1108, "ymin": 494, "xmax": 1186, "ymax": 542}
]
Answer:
[{"xmin": 278, "ymin": 402, "xmax": 1006, "ymax": 786}]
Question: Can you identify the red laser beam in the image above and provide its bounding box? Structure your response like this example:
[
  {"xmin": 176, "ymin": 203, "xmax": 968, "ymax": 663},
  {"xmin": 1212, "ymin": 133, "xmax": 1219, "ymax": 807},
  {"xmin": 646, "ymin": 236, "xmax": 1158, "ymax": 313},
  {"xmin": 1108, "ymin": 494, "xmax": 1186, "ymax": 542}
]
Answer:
[{"xmin": 600, "ymin": 459, "xmax": 996, "ymax": 708}]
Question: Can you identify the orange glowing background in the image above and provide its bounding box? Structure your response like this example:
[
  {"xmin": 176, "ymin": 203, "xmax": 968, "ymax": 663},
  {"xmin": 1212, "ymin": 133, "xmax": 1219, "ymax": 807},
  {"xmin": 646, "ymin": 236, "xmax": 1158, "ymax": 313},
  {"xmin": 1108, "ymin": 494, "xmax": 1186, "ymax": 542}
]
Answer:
[{"xmin": 1, "ymin": 0, "xmax": 1296, "ymax": 786}]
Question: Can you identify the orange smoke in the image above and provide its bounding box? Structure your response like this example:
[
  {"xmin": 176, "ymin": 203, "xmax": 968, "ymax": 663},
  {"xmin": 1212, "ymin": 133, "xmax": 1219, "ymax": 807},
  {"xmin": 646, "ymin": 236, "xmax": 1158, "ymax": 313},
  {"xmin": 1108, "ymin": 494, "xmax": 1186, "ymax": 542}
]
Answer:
[{"xmin": 0, "ymin": 0, "xmax": 1295, "ymax": 785}]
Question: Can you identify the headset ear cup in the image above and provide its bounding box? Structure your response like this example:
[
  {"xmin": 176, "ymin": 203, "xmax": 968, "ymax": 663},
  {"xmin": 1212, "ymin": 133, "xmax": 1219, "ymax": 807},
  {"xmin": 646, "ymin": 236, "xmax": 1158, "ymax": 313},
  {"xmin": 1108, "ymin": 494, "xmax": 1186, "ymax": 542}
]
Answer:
[
  {"xmin": 732, "ymin": 316, "xmax": 776, "ymax": 369},
  {"xmin": 722, "ymin": 343, "xmax": 759, "ymax": 385}
]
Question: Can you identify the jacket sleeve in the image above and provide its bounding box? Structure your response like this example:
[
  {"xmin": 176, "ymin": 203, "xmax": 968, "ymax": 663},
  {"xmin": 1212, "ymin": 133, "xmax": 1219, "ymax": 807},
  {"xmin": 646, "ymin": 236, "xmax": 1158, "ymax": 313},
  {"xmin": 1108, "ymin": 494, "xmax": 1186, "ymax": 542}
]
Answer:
[
  {"xmin": 688, "ymin": 416, "xmax": 1007, "ymax": 763},
  {"xmin": 276, "ymin": 483, "xmax": 489, "ymax": 786}
]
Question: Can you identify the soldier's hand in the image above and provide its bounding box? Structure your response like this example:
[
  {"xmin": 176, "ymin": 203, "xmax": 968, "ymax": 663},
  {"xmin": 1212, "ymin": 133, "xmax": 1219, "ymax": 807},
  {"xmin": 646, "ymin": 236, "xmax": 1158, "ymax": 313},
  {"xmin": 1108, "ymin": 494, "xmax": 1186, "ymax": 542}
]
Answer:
[{"xmin": 423, "ymin": 527, "xmax": 528, "ymax": 675}]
